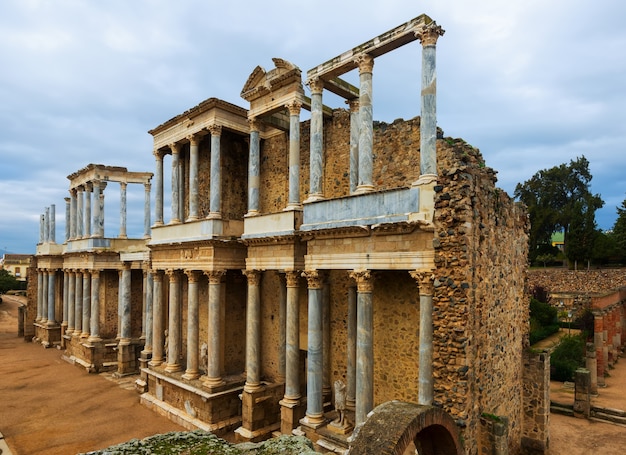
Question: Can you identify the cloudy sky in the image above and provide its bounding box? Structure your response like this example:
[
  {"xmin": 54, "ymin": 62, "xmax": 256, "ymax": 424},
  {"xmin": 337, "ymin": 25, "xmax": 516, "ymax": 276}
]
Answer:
[{"xmin": 1, "ymin": 0, "xmax": 624, "ymax": 254}]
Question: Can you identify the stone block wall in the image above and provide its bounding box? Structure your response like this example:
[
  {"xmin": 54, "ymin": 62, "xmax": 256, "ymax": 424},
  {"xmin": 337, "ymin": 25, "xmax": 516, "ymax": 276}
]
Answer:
[
  {"xmin": 527, "ymin": 269, "xmax": 626, "ymax": 295},
  {"xmin": 521, "ymin": 350, "xmax": 550, "ymax": 454}
]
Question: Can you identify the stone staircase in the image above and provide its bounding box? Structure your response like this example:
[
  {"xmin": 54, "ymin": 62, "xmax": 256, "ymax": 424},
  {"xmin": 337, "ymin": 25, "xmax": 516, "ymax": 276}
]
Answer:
[{"xmin": 551, "ymin": 401, "xmax": 626, "ymax": 426}]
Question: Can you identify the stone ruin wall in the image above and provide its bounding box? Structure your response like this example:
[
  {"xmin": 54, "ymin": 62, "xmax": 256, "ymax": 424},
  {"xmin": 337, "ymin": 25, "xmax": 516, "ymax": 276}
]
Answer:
[
  {"xmin": 527, "ymin": 269, "xmax": 626, "ymax": 296},
  {"xmin": 432, "ymin": 139, "xmax": 529, "ymax": 455}
]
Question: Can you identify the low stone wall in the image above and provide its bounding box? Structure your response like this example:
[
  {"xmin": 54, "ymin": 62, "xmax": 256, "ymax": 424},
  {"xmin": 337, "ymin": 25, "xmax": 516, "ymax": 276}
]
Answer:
[{"xmin": 527, "ymin": 269, "xmax": 626, "ymax": 295}]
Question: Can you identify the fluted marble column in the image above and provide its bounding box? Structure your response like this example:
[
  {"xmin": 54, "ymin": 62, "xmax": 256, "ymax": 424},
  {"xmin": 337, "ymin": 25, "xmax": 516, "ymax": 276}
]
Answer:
[
  {"xmin": 208, "ymin": 125, "xmax": 223, "ymax": 219},
  {"xmin": 46, "ymin": 269, "xmax": 56, "ymax": 326},
  {"xmin": 143, "ymin": 182, "xmax": 151, "ymax": 238},
  {"xmin": 84, "ymin": 184, "xmax": 92, "ymax": 238},
  {"xmin": 303, "ymin": 270, "xmax": 325, "ymax": 426},
  {"xmin": 247, "ymin": 118, "xmax": 260, "ymax": 216},
  {"xmin": 350, "ymin": 270, "xmax": 374, "ymax": 426},
  {"xmin": 183, "ymin": 270, "xmax": 200, "ymax": 380},
  {"xmin": 170, "ymin": 143, "xmax": 181, "ymax": 224},
  {"xmin": 416, "ymin": 22, "xmax": 444, "ymax": 180},
  {"xmin": 119, "ymin": 182, "xmax": 127, "ymax": 239},
  {"xmin": 88, "ymin": 270, "xmax": 101, "ymax": 342},
  {"xmin": 286, "ymin": 101, "xmax": 302, "ymax": 210},
  {"xmin": 205, "ymin": 270, "xmax": 226, "ymax": 388},
  {"xmin": 243, "ymin": 270, "xmax": 262, "ymax": 392},
  {"xmin": 73, "ymin": 270, "xmax": 83, "ymax": 336},
  {"xmin": 165, "ymin": 269, "xmax": 182, "ymax": 372},
  {"xmin": 283, "ymin": 271, "xmax": 301, "ymax": 403},
  {"xmin": 149, "ymin": 271, "xmax": 165, "ymax": 366},
  {"xmin": 154, "ymin": 151, "xmax": 164, "ymax": 226},
  {"xmin": 308, "ymin": 78, "xmax": 325, "ymax": 202},
  {"xmin": 411, "ymin": 271, "xmax": 435, "ymax": 405},
  {"xmin": 355, "ymin": 55, "xmax": 375, "ymax": 194},
  {"xmin": 188, "ymin": 135, "xmax": 200, "ymax": 221},
  {"xmin": 81, "ymin": 271, "xmax": 91, "ymax": 337},
  {"xmin": 67, "ymin": 271, "xmax": 76, "ymax": 334},
  {"xmin": 346, "ymin": 285, "xmax": 357, "ymax": 410}
]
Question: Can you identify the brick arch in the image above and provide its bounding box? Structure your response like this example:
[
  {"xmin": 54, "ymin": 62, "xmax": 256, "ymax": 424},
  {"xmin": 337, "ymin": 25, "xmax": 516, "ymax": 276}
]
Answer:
[{"xmin": 348, "ymin": 401, "xmax": 463, "ymax": 455}]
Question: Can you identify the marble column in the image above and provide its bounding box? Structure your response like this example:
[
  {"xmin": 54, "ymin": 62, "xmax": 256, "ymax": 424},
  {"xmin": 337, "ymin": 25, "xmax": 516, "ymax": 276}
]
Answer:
[
  {"xmin": 170, "ymin": 143, "xmax": 181, "ymax": 224},
  {"xmin": 119, "ymin": 263, "xmax": 131, "ymax": 343},
  {"xmin": 67, "ymin": 271, "xmax": 76, "ymax": 334},
  {"xmin": 183, "ymin": 270, "xmax": 200, "ymax": 380},
  {"xmin": 44, "ymin": 207, "xmax": 49, "ymax": 243},
  {"xmin": 302, "ymin": 270, "xmax": 325, "ymax": 426},
  {"xmin": 36, "ymin": 271, "xmax": 44, "ymax": 322},
  {"xmin": 205, "ymin": 270, "xmax": 226, "ymax": 388},
  {"xmin": 41, "ymin": 271, "xmax": 48, "ymax": 324},
  {"xmin": 84, "ymin": 184, "xmax": 92, "ymax": 238},
  {"xmin": 243, "ymin": 270, "xmax": 262, "ymax": 392},
  {"xmin": 154, "ymin": 150, "xmax": 164, "ymax": 226},
  {"xmin": 178, "ymin": 155, "xmax": 184, "ymax": 222},
  {"xmin": 46, "ymin": 269, "xmax": 56, "ymax": 326},
  {"xmin": 277, "ymin": 273, "xmax": 287, "ymax": 383},
  {"xmin": 246, "ymin": 118, "xmax": 260, "ymax": 216},
  {"xmin": 411, "ymin": 271, "xmax": 435, "ymax": 405},
  {"xmin": 70, "ymin": 189, "xmax": 77, "ymax": 240},
  {"xmin": 149, "ymin": 271, "xmax": 165, "ymax": 366},
  {"xmin": 208, "ymin": 124, "xmax": 223, "ymax": 219},
  {"xmin": 307, "ymin": 79, "xmax": 324, "ymax": 201},
  {"xmin": 286, "ymin": 101, "xmax": 302, "ymax": 210},
  {"xmin": 81, "ymin": 270, "xmax": 91, "ymax": 338},
  {"xmin": 322, "ymin": 275, "xmax": 331, "ymax": 401},
  {"xmin": 93, "ymin": 181, "xmax": 106, "ymax": 238},
  {"xmin": 143, "ymin": 268, "xmax": 154, "ymax": 355},
  {"xmin": 49, "ymin": 204, "xmax": 56, "ymax": 243},
  {"xmin": 350, "ymin": 270, "xmax": 374, "ymax": 426},
  {"xmin": 348, "ymin": 99, "xmax": 360, "ymax": 194},
  {"xmin": 143, "ymin": 182, "xmax": 151, "ymax": 238},
  {"xmin": 76, "ymin": 186, "xmax": 84, "ymax": 238},
  {"xmin": 88, "ymin": 270, "xmax": 101, "ymax": 342},
  {"xmin": 187, "ymin": 135, "xmax": 200, "ymax": 221},
  {"xmin": 73, "ymin": 270, "xmax": 83, "ymax": 336},
  {"xmin": 346, "ymin": 285, "xmax": 357, "ymax": 410},
  {"xmin": 355, "ymin": 55, "xmax": 375, "ymax": 194},
  {"xmin": 64, "ymin": 197, "xmax": 71, "ymax": 242},
  {"xmin": 119, "ymin": 182, "xmax": 127, "ymax": 239},
  {"xmin": 62, "ymin": 271, "xmax": 69, "ymax": 329},
  {"xmin": 416, "ymin": 23, "xmax": 444, "ymax": 179},
  {"xmin": 283, "ymin": 271, "xmax": 301, "ymax": 403},
  {"xmin": 165, "ymin": 269, "xmax": 182, "ymax": 372},
  {"xmin": 39, "ymin": 214, "xmax": 45, "ymax": 244}
]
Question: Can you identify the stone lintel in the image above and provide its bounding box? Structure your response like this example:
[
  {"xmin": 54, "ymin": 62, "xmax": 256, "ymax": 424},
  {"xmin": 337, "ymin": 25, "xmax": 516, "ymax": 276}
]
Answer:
[
  {"xmin": 320, "ymin": 77, "xmax": 360, "ymax": 100},
  {"xmin": 305, "ymin": 251, "xmax": 435, "ymax": 271},
  {"xmin": 306, "ymin": 14, "xmax": 433, "ymax": 81}
]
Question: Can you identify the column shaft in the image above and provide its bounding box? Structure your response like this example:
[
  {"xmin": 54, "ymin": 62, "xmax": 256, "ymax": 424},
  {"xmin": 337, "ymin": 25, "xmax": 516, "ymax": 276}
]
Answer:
[
  {"xmin": 356, "ymin": 56, "xmax": 374, "ymax": 194},
  {"xmin": 286, "ymin": 102, "xmax": 302, "ymax": 209},
  {"xmin": 277, "ymin": 273, "xmax": 287, "ymax": 383},
  {"xmin": 411, "ymin": 271, "xmax": 435, "ymax": 405},
  {"xmin": 64, "ymin": 198, "xmax": 70, "ymax": 242},
  {"xmin": 46, "ymin": 270, "xmax": 56, "ymax": 326},
  {"xmin": 143, "ymin": 183, "xmax": 151, "ymax": 238},
  {"xmin": 67, "ymin": 272, "xmax": 76, "ymax": 333},
  {"xmin": 247, "ymin": 120, "xmax": 260, "ymax": 215},
  {"xmin": 81, "ymin": 271, "xmax": 91, "ymax": 337},
  {"xmin": 120, "ymin": 265, "xmax": 131, "ymax": 342},
  {"xmin": 188, "ymin": 136, "xmax": 199, "ymax": 221},
  {"xmin": 205, "ymin": 271, "xmax": 226, "ymax": 387},
  {"xmin": 70, "ymin": 189, "xmax": 77, "ymax": 240},
  {"xmin": 119, "ymin": 182, "xmax": 127, "ymax": 239},
  {"xmin": 84, "ymin": 186, "xmax": 91, "ymax": 238},
  {"xmin": 74, "ymin": 271, "xmax": 83, "ymax": 335},
  {"xmin": 304, "ymin": 271, "xmax": 324, "ymax": 424},
  {"xmin": 209, "ymin": 125, "xmax": 223, "ymax": 218},
  {"xmin": 49, "ymin": 204, "xmax": 56, "ymax": 243},
  {"xmin": 170, "ymin": 144, "xmax": 181, "ymax": 224},
  {"xmin": 36, "ymin": 272, "xmax": 43, "ymax": 322},
  {"xmin": 244, "ymin": 270, "xmax": 262, "ymax": 391},
  {"xmin": 284, "ymin": 271, "xmax": 301, "ymax": 402},
  {"xmin": 351, "ymin": 270, "xmax": 374, "ymax": 426},
  {"xmin": 143, "ymin": 270, "xmax": 154, "ymax": 353},
  {"xmin": 62, "ymin": 271, "xmax": 69, "ymax": 326},
  {"xmin": 308, "ymin": 79, "xmax": 324, "ymax": 200},
  {"xmin": 150, "ymin": 271, "xmax": 164, "ymax": 366},
  {"xmin": 41, "ymin": 272, "xmax": 48, "ymax": 323},
  {"xmin": 346, "ymin": 285, "xmax": 357, "ymax": 409},
  {"xmin": 89, "ymin": 270, "xmax": 101, "ymax": 342},
  {"xmin": 165, "ymin": 270, "xmax": 182, "ymax": 372},
  {"xmin": 154, "ymin": 151, "xmax": 164, "ymax": 226},
  {"xmin": 76, "ymin": 187, "xmax": 84, "ymax": 238},
  {"xmin": 183, "ymin": 271, "xmax": 200, "ymax": 380}
]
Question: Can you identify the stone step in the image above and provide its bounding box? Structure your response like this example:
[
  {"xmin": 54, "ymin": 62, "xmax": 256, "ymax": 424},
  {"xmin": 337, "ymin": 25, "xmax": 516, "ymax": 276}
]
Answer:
[
  {"xmin": 591, "ymin": 406, "xmax": 626, "ymax": 418},
  {"xmin": 591, "ymin": 411, "xmax": 626, "ymax": 426},
  {"xmin": 550, "ymin": 405, "xmax": 574, "ymax": 417}
]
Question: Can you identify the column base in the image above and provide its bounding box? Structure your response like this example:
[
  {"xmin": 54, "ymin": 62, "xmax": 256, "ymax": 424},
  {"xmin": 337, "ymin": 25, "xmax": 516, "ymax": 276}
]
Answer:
[
  {"xmin": 283, "ymin": 203, "xmax": 302, "ymax": 212},
  {"xmin": 203, "ymin": 377, "xmax": 227, "ymax": 392},
  {"xmin": 148, "ymin": 358, "xmax": 164, "ymax": 367},
  {"xmin": 300, "ymin": 413, "xmax": 326, "ymax": 429},
  {"xmin": 280, "ymin": 397, "xmax": 305, "ymax": 434},
  {"xmin": 353, "ymin": 184, "xmax": 375, "ymax": 195},
  {"xmin": 87, "ymin": 335, "xmax": 102, "ymax": 344},
  {"xmin": 304, "ymin": 194, "xmax": 325, "ymax": 204},
  {"xmin": 207, "ymin": 212, "xmax": 222, "ymax": 220},
  {"xmin": 181, "ymin": 370, "xmax": 201, "ymax": 381},
  {"xmin": 164, "ymin": 363, "xmax": 183, "ymax": 373}
]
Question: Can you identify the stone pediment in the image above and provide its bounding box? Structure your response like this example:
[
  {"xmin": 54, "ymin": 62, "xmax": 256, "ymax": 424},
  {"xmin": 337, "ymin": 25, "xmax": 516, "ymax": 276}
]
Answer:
[{"xmin": 241, "ymin": 58, "xmax": 303, "ymax": 103}]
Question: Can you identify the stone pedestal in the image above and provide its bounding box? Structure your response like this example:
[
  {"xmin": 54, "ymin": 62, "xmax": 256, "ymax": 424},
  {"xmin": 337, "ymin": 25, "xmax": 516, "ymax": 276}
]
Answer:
[
  {"xmin": 116, "ymin": 341, "xmax": 139, "ymax": 376},
  {"xmin": 280, "ymin": 398, "xmax": 306, "ymax": 434},
  {"xmin": 573, "ymin": 367, "xmax": 591, "ymax": 418}
]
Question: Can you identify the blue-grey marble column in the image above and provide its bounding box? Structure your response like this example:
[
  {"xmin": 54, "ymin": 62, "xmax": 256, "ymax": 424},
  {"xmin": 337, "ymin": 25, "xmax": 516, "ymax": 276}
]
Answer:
[
  {"xmin": 119, "ymin": 264, "xmax": 131, "ymax": 343},
  {"xmin": 308, "ymin": 79, "xmax": 324, "ymax": 201},
  {"xmin": 91, "ymin": 181, "xmax": 102, "ymax": 238},
  {"xmin": 348, "ymin": 100, "xmax": 360, "ymax": 194},
  {"xmin": 143, "ymin": 182, "xmax": 151, "ymax": 238},
  {"xmin": 286, "ymin": 101, "xmax": 302, "ymax": 210},
  {"xmin": 243, "ymin": 270, "xmax": 262, "ymax": 391},
  {"xmin": 178, "ymin": 157, "xmax": 184, "ymax": 222},
  {"xmin": 70, "ymin": 189, "xmax": 77, "ymax": 240},
  {"xmin": 44, "ymin": 207, "xmax": 49, "ymax": 243},
  {"xmin": 350, "ymin": 270, "xmax": 374, "ymax": 426},
  {"xmin": 41, "ymin": 272, "xmax": 48, "ymax": 324},
  {"xmin": 346, "ymin": 285, "xmax": 357, "ymax": 410},
  {"xmin": 62, "ymin": 271, "xmax": 69, "ymax": 327},
  {"xmin": 36, "ymin": 271, "xmax": 43, "ymax": 322},
  {"xmin": 277, "ymin": 273, "xmax": 287, "ymax": 383},
  {"xmin": 49, "ymin": 204, "xmax": 56, "ymax": 243},
  {"xmin": 417, "ymin": 23, "xmax": 445, "ymax": 179},
  {"xmin": 356, "ymin": 55, "xmax": 375, "ymax": 194},
  {"xmin": 142, "ymin": 268, "xmax": 154, "ymax": 353},
  {"xmin": 97, "ymin": 184, "xmax": 105, "ymax": 238},
  {"xmin": 208, "ymin": 125, "xmax": 223, "ymax": 218},
  {"xmin": 67, "ymin": 271, "xmax": 76, "ymax": 333},
  {"xmin": 188, "ymin": 135, "xmax": 200, "ymax": 221},
  {"xmin": 283, "ymin": 271, "xmax": 301, "ymax": 403},
  {"xmin": 247, "ymin": 119, "xmax": 260, "ymax": 216},
  {"xmin": 170, "ymin": 143, "xmax": 181, "ymax": 224},
  {"xmin": 84, "ymin": 185, "xmax": 91, "ymax": 238},
  {"xmin": 81, "ymin": 270, "xmax": 91, "ymax": 338},
  {"xmin": 322, "ymin": 276, "xmax": 331, "ymax": 399},
  {"xmin": 46, "ymin": 270, "xmax": 56, "ymax": 326},
  {"xmin": 88, "ymin": 270, "xmax": 101, "ymax": 342},
  {"xmin": 303, "ymin": 270, "xmax": 325, "ymax": 425},
  {"xmin": 411, "ymin": 271, "xmax": 435, "ymax": 405},
  {"xmin": 76, "ymin": 186, "xmax": 84, "ymax": 238},
  {"xmin": 39, "ymin": 214, "xmax": 44, "ymax": 244},
  {"xmin": 154, "ymin": 151, "xmax": 164, "ymax": 226},
  {"xmin": 165, "ymin": 269, "xmax": 182, "ymax": 372},
  {"xmin": 149, "ymin": 270, "xmax": 164, "ymax": 366},
  {"xmin": 119, "ymin": 182, "xmax": 127, "ymax": 239},
  {"xmin": 64, "ymin": 198, "xmax": 70, "ymax": 242},
  {"xmin": 205, "ymin": 270, "xmax": 226, "ymax": 388},
  {"xmin": 73, "ymin": 270, "xmax": 83, "ymax": 336},
  {"xmin": 183, "ymin": 270, "xmax": 200, "ymax": 380}
]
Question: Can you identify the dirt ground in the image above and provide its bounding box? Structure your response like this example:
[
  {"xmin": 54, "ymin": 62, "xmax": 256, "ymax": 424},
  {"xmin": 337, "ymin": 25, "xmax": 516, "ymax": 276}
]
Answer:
[{"xmin": 1, "ymin": 296, "xmax": 626, "ymax": 454}]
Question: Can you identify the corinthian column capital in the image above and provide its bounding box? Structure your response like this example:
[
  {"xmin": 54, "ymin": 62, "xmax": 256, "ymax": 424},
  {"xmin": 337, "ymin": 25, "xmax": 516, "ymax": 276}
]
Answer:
[
  {"xmin": 286, "ymin": 100, "xmax": 302, "ymax": 116},
  {"xmin": 409, "ymin": 270, "xmax": 435, "ymax": 296},
  {"xmin": 416, "ymin": 22, "xmax": 445, "ymax": 46},
  {"xmin": 349, "ymin": 270, "xmax": 373, "ymax": 293},
  {"xmin": 355, "ymin": 54, "xmax": 374, "ymax": 73}
]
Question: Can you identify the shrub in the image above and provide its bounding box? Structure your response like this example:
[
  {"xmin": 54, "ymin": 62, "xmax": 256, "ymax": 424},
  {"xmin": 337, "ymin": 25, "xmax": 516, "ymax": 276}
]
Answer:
[
  {"xmin": 550, "ymin": 335, "xmax": 585, "ymax": 382},
  {"xmin": 529, "ymin": 298, "xmax": 559, "ymax": 344}
]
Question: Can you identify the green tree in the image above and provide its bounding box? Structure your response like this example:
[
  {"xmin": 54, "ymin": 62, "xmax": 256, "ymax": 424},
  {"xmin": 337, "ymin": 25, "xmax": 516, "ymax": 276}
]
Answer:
[
  {"xmin": 0, "ymin": 269, "xmax": 20, "ymax": 294},
  {"xmin": 592, "ymin": 230, "xmax": 619, "ymax": 265},
  {"xmin": 613, "ymin": 196, "xmax": 626, "ymax": 259},
  {"xmin": 514, "ymin": 156, "xmax": 604, "ymax": 264}
]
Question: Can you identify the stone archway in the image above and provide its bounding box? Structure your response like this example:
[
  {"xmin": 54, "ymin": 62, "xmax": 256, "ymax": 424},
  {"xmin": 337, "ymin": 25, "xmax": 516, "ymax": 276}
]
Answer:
[{"xmin": 348, "ymin": 401, "xmax": 463, "ymax": 455}]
